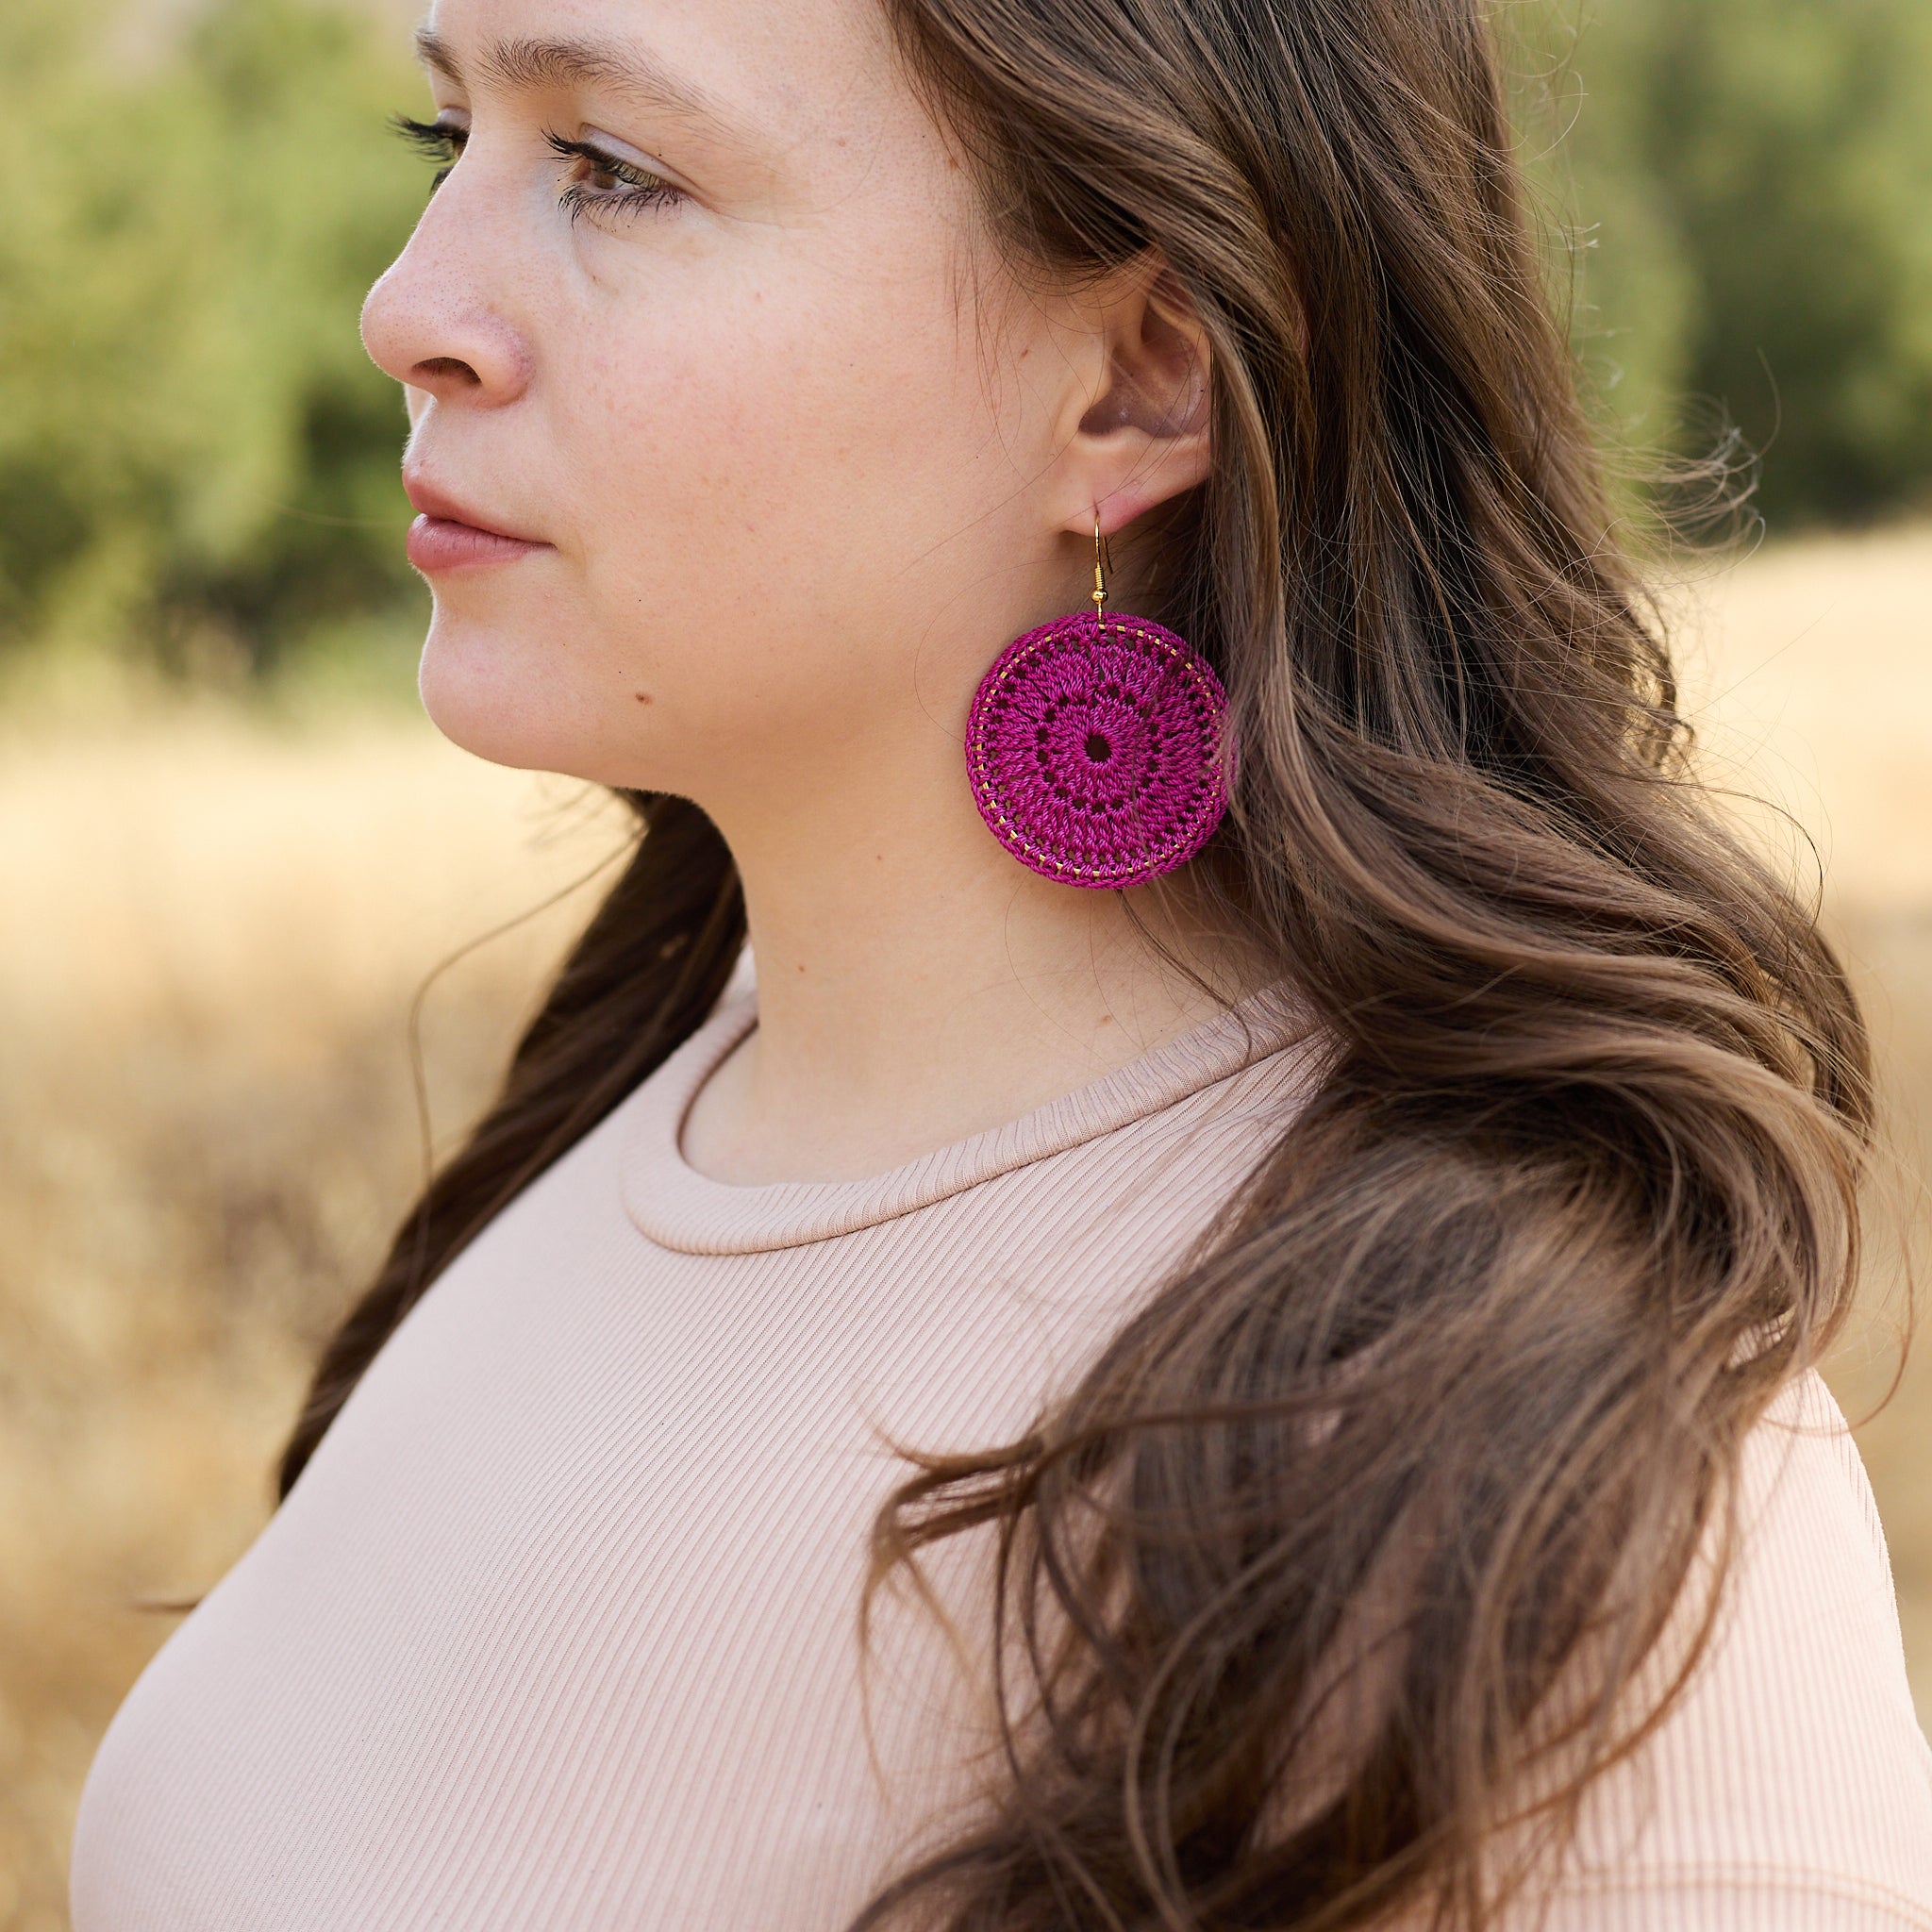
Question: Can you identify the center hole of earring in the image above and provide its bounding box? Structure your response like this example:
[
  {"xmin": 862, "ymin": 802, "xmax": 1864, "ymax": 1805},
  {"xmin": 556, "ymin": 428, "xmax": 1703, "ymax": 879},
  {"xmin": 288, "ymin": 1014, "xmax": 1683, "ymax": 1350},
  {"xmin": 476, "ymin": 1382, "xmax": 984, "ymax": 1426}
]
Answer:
[{"xmin": 1083, "ymin": 731, "xmax": 1112, "ymax": 764}]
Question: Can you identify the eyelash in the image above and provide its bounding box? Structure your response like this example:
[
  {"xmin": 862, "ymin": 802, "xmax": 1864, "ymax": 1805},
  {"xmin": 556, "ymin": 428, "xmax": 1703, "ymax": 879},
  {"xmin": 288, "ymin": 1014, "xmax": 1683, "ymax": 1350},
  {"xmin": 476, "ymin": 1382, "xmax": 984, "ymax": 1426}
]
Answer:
[
  {"xmin": 542, "ymin": 129, "xmax": 686, "ymax": 223},
  {"xmin": 391, "ymin": 113, "xmax": 464, "ymax": 192},
  {"xmin": 389, "ymin": 114, "xmax": 686, "ymax": 222}
]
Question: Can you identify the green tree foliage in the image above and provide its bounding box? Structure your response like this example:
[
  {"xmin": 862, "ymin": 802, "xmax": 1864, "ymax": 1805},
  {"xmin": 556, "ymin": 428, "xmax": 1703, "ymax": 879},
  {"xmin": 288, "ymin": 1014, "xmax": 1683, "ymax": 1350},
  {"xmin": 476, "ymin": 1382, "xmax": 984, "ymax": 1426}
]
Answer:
[
  {"xmin": 1, "ymin": 0, "xmax": 1930, "ymax": 676},
  {"xmin": 1519, "ymin": 0, "xmax": 1932, "ymax": 525},
  {"xmin": 0, "ymin": 0, "xmax": 427, "ymax": 673}
]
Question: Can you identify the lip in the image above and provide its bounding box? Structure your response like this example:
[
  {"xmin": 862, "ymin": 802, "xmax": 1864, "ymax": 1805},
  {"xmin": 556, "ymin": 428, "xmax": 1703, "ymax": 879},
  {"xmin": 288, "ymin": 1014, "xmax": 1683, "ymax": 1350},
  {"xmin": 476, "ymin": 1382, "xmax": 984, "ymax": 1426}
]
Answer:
[{"xmin": 402, "ymin": 472, "xmax": 552, "ymax": 575}]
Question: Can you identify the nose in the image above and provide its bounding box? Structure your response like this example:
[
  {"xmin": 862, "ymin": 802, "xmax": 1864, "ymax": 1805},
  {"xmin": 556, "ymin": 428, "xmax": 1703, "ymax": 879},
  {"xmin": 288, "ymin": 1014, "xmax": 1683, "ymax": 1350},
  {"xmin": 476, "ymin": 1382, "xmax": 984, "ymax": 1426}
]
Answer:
[{"xmin": 359, "ymin": 187, "xmax": 533, "ymax": 407}]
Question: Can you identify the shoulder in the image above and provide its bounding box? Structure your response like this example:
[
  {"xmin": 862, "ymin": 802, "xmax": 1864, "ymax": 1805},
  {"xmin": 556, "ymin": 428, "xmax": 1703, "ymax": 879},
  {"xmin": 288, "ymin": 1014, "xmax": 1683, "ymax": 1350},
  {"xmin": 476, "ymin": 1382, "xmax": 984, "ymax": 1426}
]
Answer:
[{"xmin": 1516, "ymin": 1370, "xmax": 1932, "ymax": 1927}]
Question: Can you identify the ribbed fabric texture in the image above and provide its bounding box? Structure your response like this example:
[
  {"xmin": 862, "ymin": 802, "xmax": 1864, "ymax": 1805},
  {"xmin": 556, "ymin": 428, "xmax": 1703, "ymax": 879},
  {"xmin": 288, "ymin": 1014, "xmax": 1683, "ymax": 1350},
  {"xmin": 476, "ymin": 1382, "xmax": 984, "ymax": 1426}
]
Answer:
[{"xmin": 70, "ymin": 984, "xmax": 1932, "ymax": 1929}]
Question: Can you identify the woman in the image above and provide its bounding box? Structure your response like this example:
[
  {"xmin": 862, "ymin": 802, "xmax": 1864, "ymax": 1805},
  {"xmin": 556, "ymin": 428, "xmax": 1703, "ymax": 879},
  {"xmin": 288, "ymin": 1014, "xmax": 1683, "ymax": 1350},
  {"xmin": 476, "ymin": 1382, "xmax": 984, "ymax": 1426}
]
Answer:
[{"xmin": 70, "ymin": 0, "xmax": 1932, "ymax": 1925}]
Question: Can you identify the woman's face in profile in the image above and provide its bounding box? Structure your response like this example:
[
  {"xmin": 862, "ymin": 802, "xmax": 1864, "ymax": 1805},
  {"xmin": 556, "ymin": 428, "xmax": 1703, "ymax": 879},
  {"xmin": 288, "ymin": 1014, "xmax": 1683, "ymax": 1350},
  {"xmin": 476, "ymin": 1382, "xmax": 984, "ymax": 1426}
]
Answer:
[{"xmin": 361, "ymin": 0, "xmax": 1085, "ymax": 822}]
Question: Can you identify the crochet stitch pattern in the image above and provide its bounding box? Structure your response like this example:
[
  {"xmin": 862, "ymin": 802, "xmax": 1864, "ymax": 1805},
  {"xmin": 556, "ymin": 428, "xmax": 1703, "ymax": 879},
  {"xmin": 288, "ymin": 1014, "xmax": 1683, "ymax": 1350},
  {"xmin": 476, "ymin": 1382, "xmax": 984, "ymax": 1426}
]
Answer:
[{"xmin": 965, "ymin": 610, "xmax": 1230, "ymax": 890}]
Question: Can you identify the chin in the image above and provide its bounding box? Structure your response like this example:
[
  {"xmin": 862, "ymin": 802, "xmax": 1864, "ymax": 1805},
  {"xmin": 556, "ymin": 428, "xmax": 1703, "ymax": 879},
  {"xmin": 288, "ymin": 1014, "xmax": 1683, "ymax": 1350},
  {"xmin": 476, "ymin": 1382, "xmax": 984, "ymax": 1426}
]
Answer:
[
  {"xmin": 416, "ymin": 612, "xmax": 585, "ymax": 776},
  {"xmin": 415, "ymin": 608, "xmax": 701, "ymax": 794}
]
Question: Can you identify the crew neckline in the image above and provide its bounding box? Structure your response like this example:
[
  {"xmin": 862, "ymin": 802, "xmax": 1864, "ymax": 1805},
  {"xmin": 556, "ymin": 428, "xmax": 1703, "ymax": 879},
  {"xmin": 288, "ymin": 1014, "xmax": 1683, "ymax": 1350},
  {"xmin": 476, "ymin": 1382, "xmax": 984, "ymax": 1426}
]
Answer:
[{"xmin": 619, "ymin": 981, "xmax": 1316, "ymax": 1255}]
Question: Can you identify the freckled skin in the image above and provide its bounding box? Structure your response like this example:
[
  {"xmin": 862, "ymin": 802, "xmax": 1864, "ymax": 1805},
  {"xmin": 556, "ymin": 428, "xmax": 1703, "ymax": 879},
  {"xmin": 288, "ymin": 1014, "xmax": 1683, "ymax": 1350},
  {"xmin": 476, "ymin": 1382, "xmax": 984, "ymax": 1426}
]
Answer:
[{"xmin": 361, "ymin": 0, "xmax": 1091, "ymax": 823}]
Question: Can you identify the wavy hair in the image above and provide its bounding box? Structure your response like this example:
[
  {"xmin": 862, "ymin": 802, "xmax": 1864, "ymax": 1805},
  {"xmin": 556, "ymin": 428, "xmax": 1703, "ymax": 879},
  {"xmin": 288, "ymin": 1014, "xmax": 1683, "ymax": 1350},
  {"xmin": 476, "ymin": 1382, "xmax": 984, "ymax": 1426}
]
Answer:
[{"xmin": 279, "ymin": 1, "xmax": 1874, "ymax": 1924}]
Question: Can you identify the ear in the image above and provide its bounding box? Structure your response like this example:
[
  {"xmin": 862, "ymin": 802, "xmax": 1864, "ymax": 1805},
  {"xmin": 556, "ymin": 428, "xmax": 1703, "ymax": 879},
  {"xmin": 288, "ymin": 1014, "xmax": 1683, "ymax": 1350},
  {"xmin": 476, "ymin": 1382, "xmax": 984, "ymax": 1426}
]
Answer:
[{"xmin": 1050, "ymin": 256, "xmax": 1212, "ymax": 540}]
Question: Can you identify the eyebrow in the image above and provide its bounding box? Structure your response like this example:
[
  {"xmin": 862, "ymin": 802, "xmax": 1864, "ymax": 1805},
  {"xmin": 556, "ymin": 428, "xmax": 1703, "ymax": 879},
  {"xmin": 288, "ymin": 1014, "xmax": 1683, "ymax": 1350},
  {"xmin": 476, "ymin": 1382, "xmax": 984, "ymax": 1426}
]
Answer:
[{"xmin": 414, "ymin": 28, "xmax": 748, "ymax": 138}]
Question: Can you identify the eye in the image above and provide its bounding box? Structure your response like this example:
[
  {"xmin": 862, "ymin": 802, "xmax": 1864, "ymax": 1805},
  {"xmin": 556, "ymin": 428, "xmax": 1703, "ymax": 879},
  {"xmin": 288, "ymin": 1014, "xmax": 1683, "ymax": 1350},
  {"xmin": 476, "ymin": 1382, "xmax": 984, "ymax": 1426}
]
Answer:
[
  {"xmin": 391, "ymin": 112, "xmax": 467, "ymax": 193},
  {"xmin": 542, "ymin": 130, "xmax": 687, "ymax": 225}
]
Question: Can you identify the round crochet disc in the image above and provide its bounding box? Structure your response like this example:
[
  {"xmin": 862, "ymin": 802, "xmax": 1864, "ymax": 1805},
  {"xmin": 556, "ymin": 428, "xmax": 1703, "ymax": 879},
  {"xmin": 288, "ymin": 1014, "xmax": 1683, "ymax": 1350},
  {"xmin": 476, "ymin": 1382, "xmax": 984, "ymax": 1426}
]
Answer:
[{"xmin": 965, "ymin": 610, "xmax": 1231, "ymax": 890}]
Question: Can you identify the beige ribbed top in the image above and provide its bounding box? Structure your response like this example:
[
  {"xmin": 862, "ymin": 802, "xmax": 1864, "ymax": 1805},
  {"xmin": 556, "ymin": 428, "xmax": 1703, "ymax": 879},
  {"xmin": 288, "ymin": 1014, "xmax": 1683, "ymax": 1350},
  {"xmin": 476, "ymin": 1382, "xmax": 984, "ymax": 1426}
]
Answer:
[{"xmin": 70, "ymin": 984, "xmax": 1932, "ymax": 1929}]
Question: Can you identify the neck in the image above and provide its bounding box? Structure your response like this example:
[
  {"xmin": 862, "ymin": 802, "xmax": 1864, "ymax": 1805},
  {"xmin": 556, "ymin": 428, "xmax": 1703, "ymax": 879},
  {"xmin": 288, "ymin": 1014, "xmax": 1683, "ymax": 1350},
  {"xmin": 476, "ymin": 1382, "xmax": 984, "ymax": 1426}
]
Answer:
[{"xmin": 679, "ymin": 734, "xmax": 1264, "ymax": 1186}]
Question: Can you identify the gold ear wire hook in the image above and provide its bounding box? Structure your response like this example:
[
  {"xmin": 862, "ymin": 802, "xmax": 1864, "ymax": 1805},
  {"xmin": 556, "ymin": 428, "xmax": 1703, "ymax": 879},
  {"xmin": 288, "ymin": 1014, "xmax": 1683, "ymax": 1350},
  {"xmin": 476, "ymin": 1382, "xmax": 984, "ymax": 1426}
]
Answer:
[{"xmin": 1091, "ymin": 512, "xmax": 1110, "ymax": 621}]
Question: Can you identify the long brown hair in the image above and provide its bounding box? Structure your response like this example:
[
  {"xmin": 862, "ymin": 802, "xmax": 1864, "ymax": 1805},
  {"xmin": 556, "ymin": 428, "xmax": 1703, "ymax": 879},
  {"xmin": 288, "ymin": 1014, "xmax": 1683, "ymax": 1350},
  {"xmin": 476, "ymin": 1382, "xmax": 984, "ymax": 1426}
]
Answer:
[{"xmin": 280, "ymin": 0, "xmax": 1873, "ymax": 1924}]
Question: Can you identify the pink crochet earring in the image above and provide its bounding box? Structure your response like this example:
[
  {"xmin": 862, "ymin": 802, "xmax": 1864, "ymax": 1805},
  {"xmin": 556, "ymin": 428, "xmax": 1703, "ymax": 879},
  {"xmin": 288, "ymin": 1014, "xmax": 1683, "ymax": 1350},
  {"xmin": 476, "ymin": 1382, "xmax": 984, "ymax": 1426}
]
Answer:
[{"xmin": 965, "ymin": 515, "xmax": 1231, "ymax": 889}]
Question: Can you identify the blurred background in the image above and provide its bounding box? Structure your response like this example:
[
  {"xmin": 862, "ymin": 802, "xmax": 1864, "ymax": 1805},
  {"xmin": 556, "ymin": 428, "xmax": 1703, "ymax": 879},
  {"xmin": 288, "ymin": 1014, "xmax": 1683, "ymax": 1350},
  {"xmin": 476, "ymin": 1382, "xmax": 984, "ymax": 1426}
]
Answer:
[{"xmin": 3, "ymin": 0, "xmax": 1930, "ymax": 1924}]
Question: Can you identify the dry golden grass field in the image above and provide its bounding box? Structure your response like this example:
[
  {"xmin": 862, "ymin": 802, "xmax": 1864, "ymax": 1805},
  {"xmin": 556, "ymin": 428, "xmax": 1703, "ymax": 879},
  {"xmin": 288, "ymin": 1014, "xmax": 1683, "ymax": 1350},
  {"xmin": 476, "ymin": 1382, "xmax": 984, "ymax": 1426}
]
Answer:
[{"xmin": 3, "ymin": 526, "xmax": 1930, "ymax": 1928}]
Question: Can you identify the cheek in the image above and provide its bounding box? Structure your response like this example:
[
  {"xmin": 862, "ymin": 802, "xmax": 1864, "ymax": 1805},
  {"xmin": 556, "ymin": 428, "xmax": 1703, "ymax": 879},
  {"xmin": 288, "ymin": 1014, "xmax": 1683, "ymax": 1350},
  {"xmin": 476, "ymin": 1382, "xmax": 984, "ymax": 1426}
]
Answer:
[{"xmin": 552, "ymin": 258, "xmax": 1022, "ymax": 742}]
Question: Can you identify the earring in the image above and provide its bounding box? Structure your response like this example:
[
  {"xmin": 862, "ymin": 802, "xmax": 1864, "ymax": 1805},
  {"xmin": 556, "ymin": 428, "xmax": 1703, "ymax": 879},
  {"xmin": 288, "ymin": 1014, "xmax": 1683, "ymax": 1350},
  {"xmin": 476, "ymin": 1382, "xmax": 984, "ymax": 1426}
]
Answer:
[{"xmin": 965, "ymin": 515, "xmax": 1231, "ymax": 890}]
